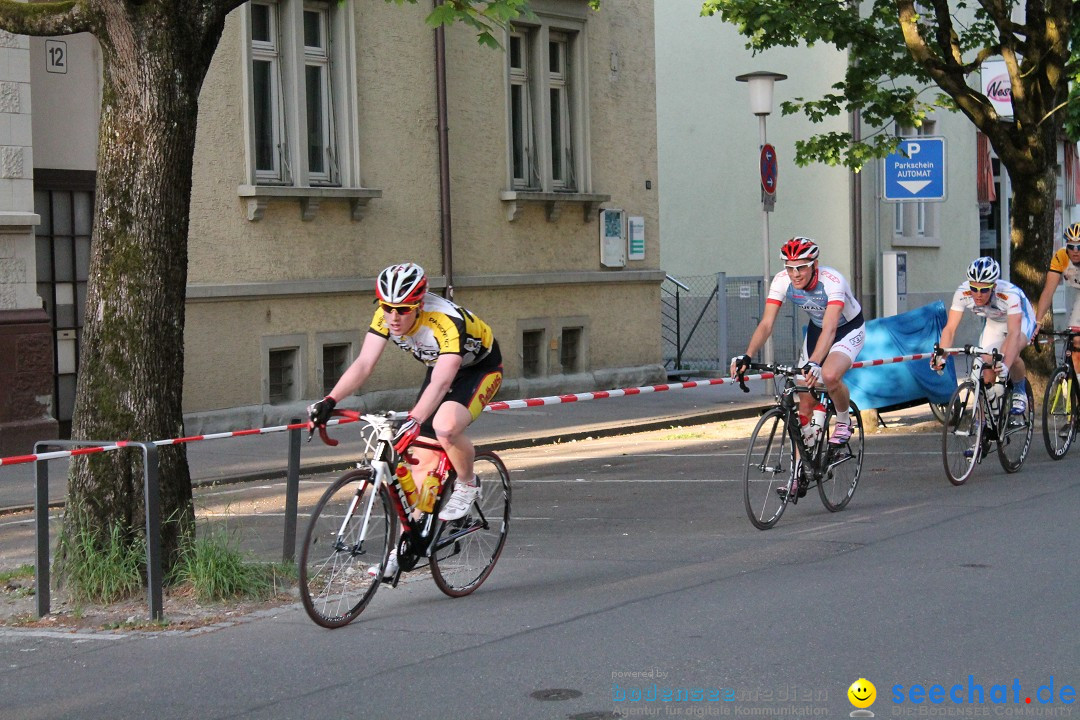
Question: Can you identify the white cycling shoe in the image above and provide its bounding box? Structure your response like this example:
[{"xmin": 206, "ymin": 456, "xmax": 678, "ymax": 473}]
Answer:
[{"xmin": 438, "ymin": 478, "xmax": 480, "ymax": 521}]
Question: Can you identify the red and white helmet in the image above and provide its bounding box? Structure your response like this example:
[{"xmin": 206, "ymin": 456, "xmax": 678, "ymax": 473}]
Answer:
[
  {"xmin": 780, "ymin": 237, "xmax": 820, "ymax": 262},
  {"xmin": 376, "ymin": 263, "xmax": 428, "ymax": 305}
]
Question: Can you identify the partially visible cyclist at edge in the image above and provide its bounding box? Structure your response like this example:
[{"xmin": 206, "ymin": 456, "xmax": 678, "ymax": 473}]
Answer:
[
  {"xmin": 1033, "ymin": 222, "xmax": 1080, "ymax": 378},
  {"xmin": 931, "ymin": 256, "xmax": 1036, "ymax": 415},
  {"xmin": 730, "ymin": 236, "xmax": 865, "ymax": 448},
  {"xmin": 307, "ymin": 263, "xmax": 503, "ymax": 575}
]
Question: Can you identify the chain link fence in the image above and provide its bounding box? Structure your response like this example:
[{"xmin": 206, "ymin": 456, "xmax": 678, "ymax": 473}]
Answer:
[{"xmin": 662, "ymin": 273, "xmax": 803, "ymax": 373}]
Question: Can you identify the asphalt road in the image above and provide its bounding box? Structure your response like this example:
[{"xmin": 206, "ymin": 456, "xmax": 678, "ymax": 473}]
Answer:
[{"xmin": 1, "ymin": 413, "xmax": 1077, "ymax": 720}]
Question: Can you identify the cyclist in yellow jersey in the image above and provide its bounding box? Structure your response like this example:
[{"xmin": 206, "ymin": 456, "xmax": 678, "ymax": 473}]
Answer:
[
  {"xmin": 1034, "ymin": 222, "xmax": 1080, "ymax": 377},
  {"xmin": 308, "ymin": 263, "xmax": 503, "ymax": 577}
]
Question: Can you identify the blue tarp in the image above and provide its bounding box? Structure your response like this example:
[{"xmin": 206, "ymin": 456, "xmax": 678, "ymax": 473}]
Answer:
[{"xmin": 845, "ymin": 301, "xmax": 958, "ymax": 411}]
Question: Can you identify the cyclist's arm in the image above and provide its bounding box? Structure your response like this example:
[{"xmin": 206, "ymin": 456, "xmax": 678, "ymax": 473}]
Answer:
[
  {"xmin": 326, "ymin": 332, "xmax": 387, "ymax": 402},
  {"xmin": 743, "ymin": 301, "xmax": 781, "ymax": 358},
  {"xmin": 410, "ymin": 352, "xmax": 463, "ymax": 424},
  {"xmin": 937, "ymin": 308, "xmax": 964, "ymax": 350},
  {"xmin": 1034, "ymin": 270, "xmax": 1061, "ymax": 327}
]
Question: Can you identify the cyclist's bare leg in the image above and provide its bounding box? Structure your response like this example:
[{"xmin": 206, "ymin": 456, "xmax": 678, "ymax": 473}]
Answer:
[
  {"xmin": 432, "ymin": 401, "xmax": 476, "ymax": 483},
  {"xmin": 821, "ymin": 351, "xmax": 853, "ymax": 420}
]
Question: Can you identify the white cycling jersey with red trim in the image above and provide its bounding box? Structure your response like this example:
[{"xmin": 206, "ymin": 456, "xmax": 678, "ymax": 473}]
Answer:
[
  {"xmin": 766, "ymin": 265, "xmax": 862, "ymax": 327},
  {"xmin": 949, "ymin": 279, "xmax": 1035, "ymax": 326}
]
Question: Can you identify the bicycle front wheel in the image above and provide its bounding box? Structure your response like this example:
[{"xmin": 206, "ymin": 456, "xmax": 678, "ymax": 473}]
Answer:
[
  {"xmin": 299, "ymin": 468, "xmax": 392, "ymax": 628},
  {"xmin": 818, "ymin": 402, "xmax": 864, "ymax": 512},
  {"xmin": 430, "ymin": 451, "xmax": 511, "ymax": 598},
  {"xmin": 743, "ymin": 408, "xmax": 795, "ymax": 530},
  {"xmin": 942, "ymin": 381, "xmax": 981, "ymax": 486},
  {"xmin": 997, "ymin": 381, "xmax": 1033, "ymax": 473},
  {"xmin": 1042, "ymin": 367, "xmax": 1076, "ymax": 460}
]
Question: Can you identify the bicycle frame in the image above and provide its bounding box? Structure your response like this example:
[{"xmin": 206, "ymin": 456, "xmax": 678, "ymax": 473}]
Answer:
[{"xmin": 942, "ymin": 345, "xmax": 1008, "ymax": 442}]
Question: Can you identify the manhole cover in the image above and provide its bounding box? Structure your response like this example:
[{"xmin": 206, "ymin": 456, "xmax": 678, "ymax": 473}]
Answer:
[
  {"xmin": 568, "ymin": 712, "xmax": 623, "ymax": 720},
  {"xmin": 530, "ymin": 688, "xmax": 583, "ymax": 701}
]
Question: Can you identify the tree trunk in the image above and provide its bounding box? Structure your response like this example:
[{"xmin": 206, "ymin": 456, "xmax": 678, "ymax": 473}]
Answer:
[
  {"xmin": 1003, "ymin": 127, "xmax": 1059, "ymax": 390},
  {"xmin": 60, "ymin": 7, "xmax": 224, "ymax": 572}
]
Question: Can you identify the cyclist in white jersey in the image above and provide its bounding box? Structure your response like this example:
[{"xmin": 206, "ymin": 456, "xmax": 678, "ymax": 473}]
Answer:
[
  {"xmin": 731, "ymin": 237, "xmax": 865, "ymax": 446},
  {"xmin": 931, "ymin": 256, "xmax": 1036, "ymax": 415}
]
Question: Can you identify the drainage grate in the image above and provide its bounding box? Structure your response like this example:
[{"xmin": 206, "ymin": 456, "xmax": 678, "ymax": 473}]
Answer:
[
  {"xmin": 568, "ymin": 712, "xmax": 623, "ymax": 720},
  {"xmin": 531, "ymin": 688, "xmax": 583, "ymax": 701},
  {"xmin": 961, "ymin": 563, "xmax": 991, "ymax": 568}
]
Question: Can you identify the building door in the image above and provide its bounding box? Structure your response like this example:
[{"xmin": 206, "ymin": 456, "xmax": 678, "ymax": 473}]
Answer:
[{"xmin": 33, "ymin": 170, "xmax": 95, "ymax": 437}]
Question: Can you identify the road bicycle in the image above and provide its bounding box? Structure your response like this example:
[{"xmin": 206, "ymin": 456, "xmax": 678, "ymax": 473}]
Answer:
[
  {"xmin": 298, "ymin": 410, "xmax": 510, "ymax": 628},
  {"xmin": 938, "ymin": 345, "xmax": 1034, "ymax": 485},
  {"xmin": 1039, "ymin": 328, "xmax": 1080, "ymax": 459},
  {"xmin": 736, "ymin": 363, "xmax": 864, "ymax": 530}
]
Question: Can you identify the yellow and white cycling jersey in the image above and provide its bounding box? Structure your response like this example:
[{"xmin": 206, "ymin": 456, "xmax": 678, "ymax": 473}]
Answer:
[{"xmin": 368, "ymin": 292, "xmax": 495, "ymax": 367}]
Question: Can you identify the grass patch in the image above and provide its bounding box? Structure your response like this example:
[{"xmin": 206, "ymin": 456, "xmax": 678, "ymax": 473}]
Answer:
[
  {"xmin": 0, "ymin": 565, "xmax": 34, "ymax": 584},
  {"xmin": 59, "ymin": 524, "xmax": 144, "ymax": 604},
  {"xmin": 168, "ymin": 530, "xmax": 295, "ymax": 603}
]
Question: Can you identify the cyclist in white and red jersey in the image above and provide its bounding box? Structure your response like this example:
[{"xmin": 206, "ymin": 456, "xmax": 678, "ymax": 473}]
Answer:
[
  {"xmin": 307, "ymin": 264, "xmax": 503, "ymax": 579},
  {"xmin": 931, "ymin": 256, "xmax": 1036, "ymax": 415},
  {"xmin": 731, "ymin": 237, "xmax": 865, "ymax": 446},
  {"xmin": 1033, "ymin": 222, "xmax": 1080, "ymax": 377}
]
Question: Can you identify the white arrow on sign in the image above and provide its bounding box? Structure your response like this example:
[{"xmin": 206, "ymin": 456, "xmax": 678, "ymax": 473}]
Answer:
[{"xmin": 897, "ymin": 180, "xmax": 931, "ymax": 194}]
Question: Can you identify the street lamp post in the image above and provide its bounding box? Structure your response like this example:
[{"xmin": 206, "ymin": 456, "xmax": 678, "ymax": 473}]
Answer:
[{"xmin": 735, "ymin": 71, "xmax": 786, "ymax": 382}]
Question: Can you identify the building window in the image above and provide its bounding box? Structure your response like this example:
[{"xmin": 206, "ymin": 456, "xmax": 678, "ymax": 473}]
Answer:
[
  {"xmin": 508, "ymin": 13, "xmax": 587, "ymax": 192},
  {"xmin": 245, "ymin": 0, "xmax": 354, "ymax": 187},
  {"xmin": 322, "ymin": 342, "xmax": 350, "ymax": 395},
  {"xmin": 559, "ymin": 326, "xmax": 582, "ymax": 373},
  {"xmin": 522, "ymin": 329, "xmax": 544, "ymax": 378},
  {"xmin": 268, "ymin": 348, "xmax": 299, "ymax": 404}
]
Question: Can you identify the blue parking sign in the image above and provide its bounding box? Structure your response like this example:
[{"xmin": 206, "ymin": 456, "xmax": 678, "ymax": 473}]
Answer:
[{"xmin": 883, "ymin": 137, "xmax": 946, "ymax": 202}]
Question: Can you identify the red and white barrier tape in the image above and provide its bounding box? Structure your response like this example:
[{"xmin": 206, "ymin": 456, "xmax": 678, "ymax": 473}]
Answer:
[{"xmin": 0, "ymin": 350, "xmax": 947, "ymax": 466}]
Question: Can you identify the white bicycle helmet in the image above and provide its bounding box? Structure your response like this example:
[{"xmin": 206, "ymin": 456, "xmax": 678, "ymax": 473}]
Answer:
[
  {"xmin": 966, "ymin": 256, "xmax": 1000, "ymax": 284},
  {"xmin": 376, "ymin": 263, "xmax": 428, "ymax": 305}
]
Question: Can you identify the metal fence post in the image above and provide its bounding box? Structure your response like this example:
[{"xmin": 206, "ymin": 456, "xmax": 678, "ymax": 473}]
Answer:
[
  {"xmin": 138, "ymin": 442, "xmax": 163, "ymax": 621},
  {"xmin": 34, "ymin": 452, "xmax": 50, "ymax": 617},
  {"xmin": 283, "ymin": 420, "xmax": 301, "ymax": 563},
  {"xmin": 716, "ymin": 272, "xmax": 727, "ymax": 366}
]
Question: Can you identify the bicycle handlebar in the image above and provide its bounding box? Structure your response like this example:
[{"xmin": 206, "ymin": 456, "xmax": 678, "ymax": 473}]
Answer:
[
  {"xmin": 307, "ymin": 409, "xmax": 408, "ymax": 447},
  {"xmin": 733, "ymin": 362, "xmax": 804, "ymax": 393}
]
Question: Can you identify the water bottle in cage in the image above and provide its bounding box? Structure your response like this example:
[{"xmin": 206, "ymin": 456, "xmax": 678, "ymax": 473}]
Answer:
[{"xmin": 809, "ymin": 403, "xmax": 827, "ymax": 444}]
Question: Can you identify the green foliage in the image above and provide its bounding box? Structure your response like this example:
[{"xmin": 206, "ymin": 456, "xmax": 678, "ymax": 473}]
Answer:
[
  {"xmin": 167, "ymin": 530, "xmax": 294, "ymax": 603},
  {"xmin": 386, "ymin": 0, "xmax": 600, "ymax": 48},
  {"xmin": 700, "ymin": 0, "xmax": 1074, "ymax": 170},
  {"xmin": 59, "ymin": 523, "xmax": 144, "ymax": 604},
  {"xmin": 1066, "ymin": 18, "xmax": 1080, "ymax": 142}
]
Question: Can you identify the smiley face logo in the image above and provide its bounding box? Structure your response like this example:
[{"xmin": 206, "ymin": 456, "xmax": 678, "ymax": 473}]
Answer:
[{"xmin": 848, "ymin": 678, "xmax": 877, "ymax": 709}]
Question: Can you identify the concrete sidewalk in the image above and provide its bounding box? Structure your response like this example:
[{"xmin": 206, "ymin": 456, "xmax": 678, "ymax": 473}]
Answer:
[{"xmin": 0, "ymin": 380, "xmax": 773, "ymax": 514}]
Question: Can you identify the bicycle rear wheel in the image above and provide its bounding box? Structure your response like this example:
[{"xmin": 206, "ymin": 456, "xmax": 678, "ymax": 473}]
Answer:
[
  {"xmin": 299, "ymin": 468, "xmax": 392, "ymax": 628},
  {"xmin": 1042, "ymin": 367, "xmax": 1076, "ymax": 460},
  {"xmin": 743, "ymin": 408, "xmax": 795, "ymax": 530},
  {"xmin": 430, "ymin": 451, "xmax": 511, "ymax": 598},
  {"xmin": 942, "ymin": 381, "xmax": 981, "ymax": 486},
  {"xmin": 818, "ymin": 402, "xmax": 863, "ymax": 512},
  {"xmin": 997, "ymin": 381, "xmax": 1033, "ymax": 473}
]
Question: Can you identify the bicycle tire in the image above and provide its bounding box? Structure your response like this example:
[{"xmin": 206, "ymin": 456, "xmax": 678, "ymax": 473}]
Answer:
[
  {"xmin": 942, "ymin": 381, "xmax": 981, "ymax": 486},
  {"xmin": 430, "ymin": 451, "xmax": 511, "ymax": 598},
  {"xmin": 299, "ymin": 468, "xmax": 393, "ymax": 628},
  {"xmin": 997, "ymin": 381, "xmax": 1033, "ymax": 473},
  {"xmin": 818, "ymin": 402, "xmax": 864, "ymax": 512},
  {"xmin": 743, "ymin": 407, "xmax": 795, "ymax": 530},
  {"xmin": 1042, "ymin": 367, "xmax": 1076, "ymax": 460},
  {"xmin": 929, "ymin": 400, "xmax": 950, "ymax": 424}
]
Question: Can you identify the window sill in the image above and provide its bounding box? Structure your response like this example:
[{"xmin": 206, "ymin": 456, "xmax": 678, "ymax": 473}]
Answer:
[
  {"xmin": 499, "ymin": 190, "xmax": 611, "ymax": 223},
  {"xmin": 891, "ymin": 233, "xmax": 941, "ymax": 248},
  {"xmin": 238, "ymin": 185, "xmax": 383, "ymax": 222}
]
